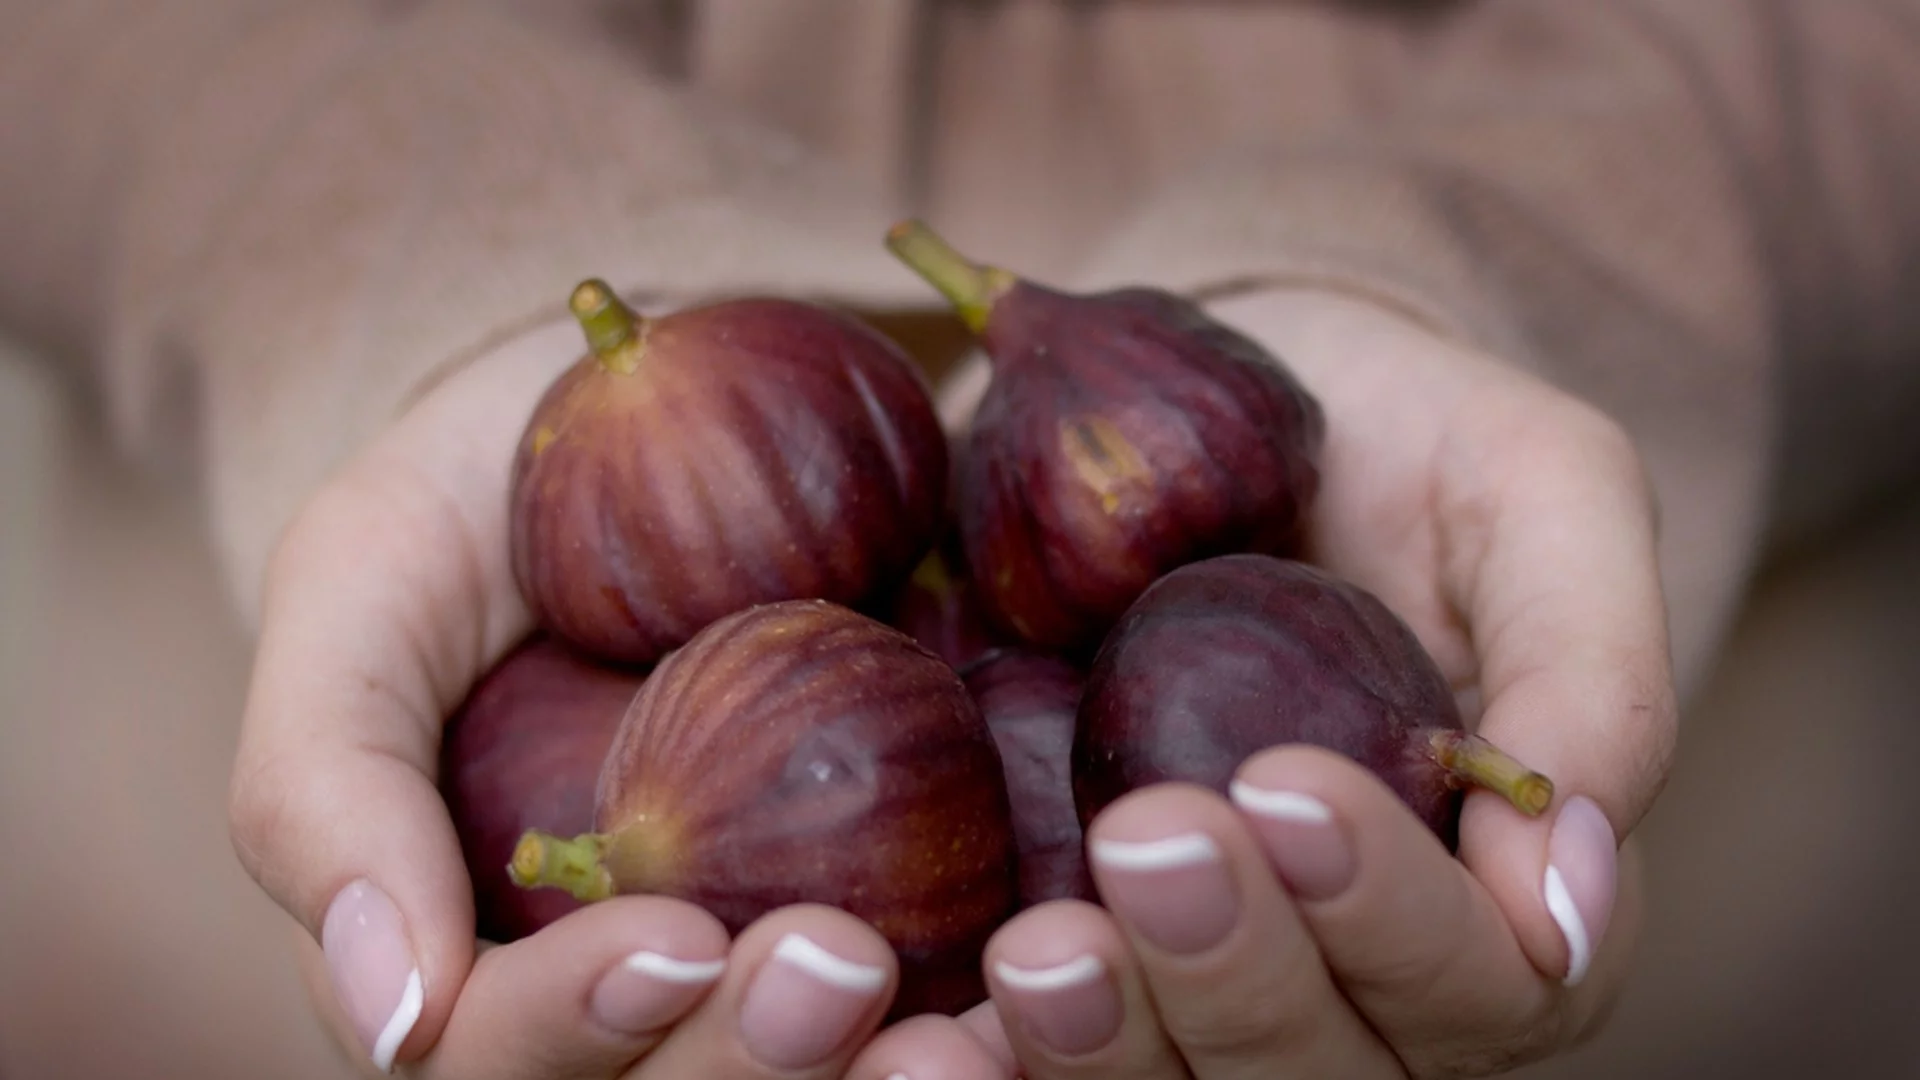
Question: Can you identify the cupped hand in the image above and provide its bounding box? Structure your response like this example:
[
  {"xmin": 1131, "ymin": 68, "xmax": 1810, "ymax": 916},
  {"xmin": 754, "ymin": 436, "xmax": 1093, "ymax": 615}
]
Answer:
[
  {"xmin": 937, "ymin": 285, "xmax": 1677, "ymax": 1078},
  {"xmin": 223, "ymin": 316, "xmax": 998, "ymax": 1078}
]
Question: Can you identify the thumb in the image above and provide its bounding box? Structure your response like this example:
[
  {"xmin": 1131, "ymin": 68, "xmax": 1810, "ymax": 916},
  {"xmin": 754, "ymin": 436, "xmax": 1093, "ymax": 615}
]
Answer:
[
  {"xmin": 1444, "ymin": 396, "xmax": 1678, "ymax": 990},
  {"xmin": 227, "ymin": 322, "xmax": 577, "ymax": 1072}
]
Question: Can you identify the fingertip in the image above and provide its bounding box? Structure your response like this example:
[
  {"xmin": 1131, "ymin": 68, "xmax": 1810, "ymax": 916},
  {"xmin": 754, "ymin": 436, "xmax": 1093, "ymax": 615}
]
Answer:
[
  {"xmin": 726, "ymin": 904, "xmax": 901, "ymax": 1071},
  {"xmin": 301, "ymin": 795, "xmax": 477, "ymax": 1073},
  {"xmin": 845, "ymin": 1013, "xmax": 1017, "ymax": 1080},
  {"xmin": 424, "ymin": 894, "xmax": 731, "ymax": 1077},
  {"xmin": 983, "ymin": 900, "xmax": 1132, "ymax": 1060}
]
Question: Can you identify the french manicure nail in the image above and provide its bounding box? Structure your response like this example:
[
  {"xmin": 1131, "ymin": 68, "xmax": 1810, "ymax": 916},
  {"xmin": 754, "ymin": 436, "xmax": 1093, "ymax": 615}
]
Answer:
[
  {"xmin": 992, "ymin": 955, "xmax": 1120, "ymax": 1056},
  {"xmin": 589, "ymin": 950, "xmax": 726, "ymax": 1034},
  {"xmin": 1089, "ymin": 833, "xmax": 1238, "ymax": 954},
  {"xmin": 738, "ymin": 934, "xmax": 888, "ymax": 1069},
  {"xmin": 1543, "ymin": 795, "xmax": 1617, "ymax": 987},
  {"xmin": 1229, "ymin": 781, "xmax": 1355, "ymax": 900},
  {"xmin": 321, "ymin": 879, "xmax": 423, "ymax": 1074}
]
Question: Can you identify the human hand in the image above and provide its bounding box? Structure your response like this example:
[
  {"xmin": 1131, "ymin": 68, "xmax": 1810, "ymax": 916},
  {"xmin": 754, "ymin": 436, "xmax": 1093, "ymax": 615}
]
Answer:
[
  {"xmin": 224, "ymin": 316, "xmax": 1004, "ymax": 1078},
  {"xmin": 935, "ymin": 285, "xmax": 1676, "ymax": 1078}
]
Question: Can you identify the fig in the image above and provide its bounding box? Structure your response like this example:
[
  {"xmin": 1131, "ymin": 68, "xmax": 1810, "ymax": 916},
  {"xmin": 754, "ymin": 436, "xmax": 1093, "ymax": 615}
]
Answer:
[
  {"xmin": 438, "ymin": 635, "xmax": 643, "ymax": 942},
  {"xmin": 509, "ymin": 280, "xmax": 950, "ymax": 666},
  {"xmin": 960, "ymin": 649, "xmax": 1095, "ymax": 908},
  {"xmin": 885, "ymin": 544, "xmax": 1006, "ymax": 671},
  {"xmin": 1074, "ymin": 554, "xmax": 1553, "ymax": 850},
  {"xmin": 509, "ymin": 599, "xmax": 1018, "ymax": 1017},
  {"xmin": 884, "ymin": 220, "xmax": 1325, "ymax": 655}
]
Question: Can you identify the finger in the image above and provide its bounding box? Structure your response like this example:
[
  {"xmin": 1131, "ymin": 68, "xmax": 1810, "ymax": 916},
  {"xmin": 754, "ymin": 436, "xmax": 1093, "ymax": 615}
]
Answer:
[
  {"xmin": 635, "ymin": 903, "xmax": 900, "ymax": 1078},
  {"xmin": 1084, "ymin": 783, "xmax": 1404, "ymax": 1077},
  {"xmin": 423, "ymin": 896, "xmax": 730, "ymax": 1078},
  {"xmin": 226, "ymin": 326, "xmax": 578, "ymax": 1072},
  {"xmin": 980, "ymin": 899, "xmax": 1185, "ymax": 1079},
  {"xmin": 1230, "ymin": 745, "xmax": 1646, "ymax": 1077},
  {"xmin": 954, "ymin": 1000, "xmax": 1019, "ymax": 1074},
  {"xmin": 1436, "ymin": 397, "xmax": 1676, "ymax": 987},
  {"xmin": 844, "ymin": 1013, "xmax": 1017, "ymax": 1080}
]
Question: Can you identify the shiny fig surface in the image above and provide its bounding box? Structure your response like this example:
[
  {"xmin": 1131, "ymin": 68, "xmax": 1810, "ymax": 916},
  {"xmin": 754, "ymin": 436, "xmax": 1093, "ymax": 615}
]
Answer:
[
  {"xmin": 961, "ymin": 649, "xmax": 1095, "ymax": 908},
  {"xmin": 886, "ymin": 222, "xmax": 1325, "ymax": 654},
  {"xmin": 439, "ymin": 635, "xmax": 642, "ymax": 942},
  {"xmin": 512, "ymin": 599, "xmax": 1017, "ymax": 1017},
  {"xmin": 510, "ymin": 281, "xmax": 950, "ymax": 666},
  {"xmin": 1075, "ymin": 555, "xmax": 1553, "ymax": 850}
]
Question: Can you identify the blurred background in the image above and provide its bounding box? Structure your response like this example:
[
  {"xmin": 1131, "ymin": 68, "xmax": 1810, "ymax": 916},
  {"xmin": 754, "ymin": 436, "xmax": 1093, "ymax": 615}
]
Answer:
[
  {"xmin": 5, "ymin": 325, "xmax": 1919, "ymax": 1079},
  {"xmin": 4, "ymin": 1, "xmax": 1919, "ymax": 1077}
]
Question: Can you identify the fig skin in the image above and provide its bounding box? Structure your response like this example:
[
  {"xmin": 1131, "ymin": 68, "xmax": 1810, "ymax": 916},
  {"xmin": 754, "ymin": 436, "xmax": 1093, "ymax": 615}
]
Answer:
[
  {"xmin": 1074, "ymin": 554, "xmax": 1553, "ymax": 850},
  {"xmin": 438, "ymin": 635, "xmax": 643, "ymax": 942},
  {"xmin": 960, "ymin": 649, "xmax": 1096, "ymax": 908},
  {"xmin": 511, "ymin": 599, "xmax": 1018, "ymax": 1017},
  {"xmin": 510, "ymin": 281, "xmax": 950, "ymax": 667},
  {"xmin": 885, "ymin": 221, "xmax": 1325, "ymax": 655},
  {"xmin": 886, "ymin": 543, "xmax": 1007, "ymax": 671}
]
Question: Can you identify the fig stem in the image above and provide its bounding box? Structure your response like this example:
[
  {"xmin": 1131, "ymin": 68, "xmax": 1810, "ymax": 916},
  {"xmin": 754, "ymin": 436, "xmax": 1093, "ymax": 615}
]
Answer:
[
  {"xmin": 508, "ymin": 828, "xmax": 616, "ymax": 902},
  {"xmin": 1428, "ymin": 731, "xmax": 1556, "ymax": 817},
  {"xmin": 884, "ymin": 219, "xmax": 1014, "ymax": 335},
  {"xmin": 569, "ymin": 279, "xmax": 648, "ymax": 375}
]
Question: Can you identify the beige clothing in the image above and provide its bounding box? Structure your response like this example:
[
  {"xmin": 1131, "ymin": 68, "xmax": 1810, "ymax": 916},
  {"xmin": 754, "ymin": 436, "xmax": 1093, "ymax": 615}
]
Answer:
[
  {"xmin": 2, "ymin": 2, "xmax": 1919, "ymax": 1077},
  {"xmin": 4, "ymin": 1, "xmax": 1920, "ymax": 661}
]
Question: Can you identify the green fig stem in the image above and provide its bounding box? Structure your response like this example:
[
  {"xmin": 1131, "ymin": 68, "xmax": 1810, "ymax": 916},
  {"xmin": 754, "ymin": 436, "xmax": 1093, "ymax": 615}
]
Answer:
[
  {"xmin": 508, "ymin": 828, "xmax": 616, "ymax": 902},
  {"xmin": 569, "ymin": 279, "xmax": 647, "ymax": 375},
  {"xmin": 1428, "ymin": 731, "xmax": 1556, "ymax": 817},
  {"xmin": 884, "ymin": 219, "xmax": 1015, "ymax": 335}
]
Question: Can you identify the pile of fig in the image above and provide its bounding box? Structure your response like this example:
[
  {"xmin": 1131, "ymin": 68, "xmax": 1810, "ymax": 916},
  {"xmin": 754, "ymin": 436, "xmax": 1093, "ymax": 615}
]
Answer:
[{"xmin": 436, "ymin": 227, "xmax": 1554, "ymax": 1019}]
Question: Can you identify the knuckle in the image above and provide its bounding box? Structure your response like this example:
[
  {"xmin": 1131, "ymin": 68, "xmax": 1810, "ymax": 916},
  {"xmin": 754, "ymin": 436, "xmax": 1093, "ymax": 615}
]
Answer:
[
  {"xmin": 226, "ymin": 748, "xmax": 295, "ymax": 891},
  {"xmin": 1406, "ymin": 999, "xmax": 1568, "ymax": 1079},
  {"xmin": 1160, "ymin": 979, "xmax": 1324, "ymax": 1061}
]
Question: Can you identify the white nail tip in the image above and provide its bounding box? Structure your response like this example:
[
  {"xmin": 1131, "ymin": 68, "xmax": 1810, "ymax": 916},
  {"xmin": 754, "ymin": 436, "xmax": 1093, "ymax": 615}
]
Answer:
[
  {"xmin": 772, "ymin": 933, "xmax": 888, "ymax": 993},
  {"xmin": 1089, "ymin": 833, "xmax": 1220, "ymax": 871},
  {"xmin": 1228, "ymin": 781, "xmax": 1333, "ymax": 823},
  {"xmin": 993, "ymin": 954, "xmax": 1106, "ymax": 992},
  {"xmin": 623, "ymin": 951, "xmax": 727, "ymax": 984},
  {"xmin": 370, "ymin": 967, "xmax": 423, "ymax": 1074},
  {"xmin": 1543, "ymin": 865, "xmax": 1591, "ymax": 987}
]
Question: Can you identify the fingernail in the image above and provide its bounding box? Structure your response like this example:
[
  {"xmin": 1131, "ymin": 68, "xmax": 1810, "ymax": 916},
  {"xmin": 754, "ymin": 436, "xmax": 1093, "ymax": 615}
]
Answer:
[
  {"xmin": 1088, "ymin": 833, "xmax": 1237, "ymax": 954},
  {"xmin": 1544, "ymin": 795, "xmax": 1617, "ymax": 987},
  {"xmin": 992, "ymin": 955, "xmax": 1120, "ymax": 1056},
  {"xmin": 1229, "ymin": 781, "xmax": 1355, "ymax": 900},
  {"xmin": 321, "ymin": 879, "xmax": 423, "ymax": 1074},
  {"xmin": 738, "ymin": 933, "xmax": 888, "ymax": 1069},
  {"xmin": 590, "ymin": 950, "xmax": 726, "ymax": 1034}
]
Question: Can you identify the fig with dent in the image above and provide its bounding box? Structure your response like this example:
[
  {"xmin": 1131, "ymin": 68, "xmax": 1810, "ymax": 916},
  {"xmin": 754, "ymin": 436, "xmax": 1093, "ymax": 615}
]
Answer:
[
  {"xmin": 960, "ymin": 649, "xmax": 1095, "ymax": 908},
  {"xmin": 1074, "ymin": 554, "xmax": 1554, "ymax": 850},
  {"xmin": 509, "ymin": 599, "xmax": 1018, "ymax": 1017},
  {"xmin": 884, "ymin": 221, "xmax": 1325, "ymax": 655},
  {"xmin": 438, "ymin": 635, "xmax": 644, "ymax": 942},
  {"xmin": 510, "ymin": 280, "xmax": 950, "ymax": 666}
]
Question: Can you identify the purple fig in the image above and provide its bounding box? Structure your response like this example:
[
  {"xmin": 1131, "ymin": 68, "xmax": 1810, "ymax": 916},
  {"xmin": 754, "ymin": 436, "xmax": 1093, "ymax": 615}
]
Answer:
[
  {"xmin": 884, "ymin": 221, "xmax": 1325, "ymax": 655},
  {"xmin": 960, "ymin": 649, "xmax": 1096, "ymax": 908},
  {"xmin": 439, "ymin": 635, "xmax": 644, "ymax": 942},
  {"xmin": 508, "ymin": 599, "xmax": 1018, "ymax": 1017},
  {"xmin": 1074, "ymin": 554, "xmax": 1553, "ymax": 849},
  {"xmin": 886, "ymin": 544, "xmax": 1007, "ymax": 672},
  {"xmin": 510, "ymin": 280, "xmax": 950, "ymax": 667}
]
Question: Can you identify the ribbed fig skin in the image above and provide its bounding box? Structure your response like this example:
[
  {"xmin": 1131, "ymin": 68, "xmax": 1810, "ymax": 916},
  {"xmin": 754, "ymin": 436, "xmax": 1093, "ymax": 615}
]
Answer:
[
  {"xmin": 510, "ymin": 298, "xmax": 949, "ymax": 666},
  {"xmin": 961, "ymin": 649, "xmax": 1095, "ymax": 908},
  {"xmin": 1075, "ymin": 554, "xmax": 1464, "ymax": 846},
  {"xmin": 440, "ymin": 636, "xmax": 643, "ymax": 942},
  {"xmin": 960, "ymin": 284, "xmax": 1324, "ymax": 653},
  {"xmin": 595, "ymin": 599, "xmax": 1018, "ymax": 1016}
]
